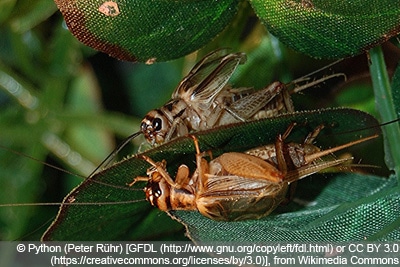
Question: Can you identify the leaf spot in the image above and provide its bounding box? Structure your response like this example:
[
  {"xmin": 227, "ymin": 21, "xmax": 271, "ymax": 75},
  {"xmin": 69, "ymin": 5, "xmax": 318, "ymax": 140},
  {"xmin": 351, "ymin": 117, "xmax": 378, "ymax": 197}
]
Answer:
[
  {"xmin": 146, "ymin": 58, "xmax": 157, "ymax": 65},
  {"xmin": 301, "ymin": 0, "xmax": 314, "ymax": 8},
  {"xmin": 98, "ymin": 1, "xmax": 120, "ymax": 17}
]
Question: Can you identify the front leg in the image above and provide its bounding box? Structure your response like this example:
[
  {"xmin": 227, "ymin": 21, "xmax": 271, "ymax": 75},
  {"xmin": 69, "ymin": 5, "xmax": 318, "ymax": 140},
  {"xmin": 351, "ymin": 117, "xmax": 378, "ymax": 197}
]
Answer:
[
  {"xmin": 135, "ymin": 155, "xmax": 192, "ymax": 191},
  {"xmin": 127, "ymin": 176, "xmax": 148, "ymax": 187},
  {"xmin": 164, "ymin": 117, "xmax": 189, "ymax": 142},
  {"xmin": 189, "ymin": 135, "xmax": 211, "ymax": 193}
]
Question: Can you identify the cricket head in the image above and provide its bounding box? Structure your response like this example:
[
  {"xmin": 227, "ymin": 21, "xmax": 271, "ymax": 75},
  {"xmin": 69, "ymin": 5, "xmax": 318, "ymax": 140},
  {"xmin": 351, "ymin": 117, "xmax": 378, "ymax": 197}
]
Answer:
[
  {"xmin": 143, "ymin": 161, "xmax": 171, "ymax": 211},
  {"xmin": 140, "ymin": 109, "xmax": 171, "ymax": 145}
]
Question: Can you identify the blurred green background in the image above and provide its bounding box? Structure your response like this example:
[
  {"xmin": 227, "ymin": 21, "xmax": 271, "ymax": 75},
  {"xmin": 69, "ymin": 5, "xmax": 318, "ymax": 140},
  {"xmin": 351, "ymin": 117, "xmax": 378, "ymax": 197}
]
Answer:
[{"xmin": 0, "ymin": 1, "xmax": 399, "ymax": 241}]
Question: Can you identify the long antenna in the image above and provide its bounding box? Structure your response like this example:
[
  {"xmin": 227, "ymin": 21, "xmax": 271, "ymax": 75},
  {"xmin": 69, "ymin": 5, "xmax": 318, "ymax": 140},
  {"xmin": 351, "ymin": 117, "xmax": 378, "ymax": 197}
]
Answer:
[
  {"xmin": 0, "ymin": 143, "xmax": 142, "ymax": 191},
  {"xmin": 0, "ymin": 144, "xmax": 86, "ymax": 179},
  {"xmin": 0, "ymin": 199, "xmax": 146, "ymax": 207},
  {"xmin": 287, "ymin": 59, "xmax": 345, "ymax": 94},
  {"xmin": 290, "ymin": 59, "xmax": 343, "ymax": 85},
  {"xmin": 88, "ymin": 131, "xmax": 142, "ymax": 177}
]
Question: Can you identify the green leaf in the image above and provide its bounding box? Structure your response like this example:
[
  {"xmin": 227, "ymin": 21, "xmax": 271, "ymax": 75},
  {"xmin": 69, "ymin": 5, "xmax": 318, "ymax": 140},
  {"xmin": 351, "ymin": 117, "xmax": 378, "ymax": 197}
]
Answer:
[
  {"xmin": 174, "ymin": 174, "xmax": 399, "ymax": 241},
  {"xmin": 42, "ymin": 108, "xmax": 385, "ymax": 241},
  {"xmin": 54, "ymin": 0, "xmax": 239, "ymax": 62},
  {"xmin": 249, "ymin": 0, "xmax": 400, "ymax": 58}
]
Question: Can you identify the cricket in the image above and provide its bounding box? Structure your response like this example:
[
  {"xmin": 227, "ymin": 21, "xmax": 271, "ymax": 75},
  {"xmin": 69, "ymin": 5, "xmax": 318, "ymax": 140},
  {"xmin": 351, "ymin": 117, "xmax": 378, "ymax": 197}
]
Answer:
[
  {"xmin": 91, "ymin": 50, "xmax": 343, "ymax": 175},
  {"xmin": 129, "ymin": 123, "xmax": 378, "ymax": 221},
  {"xmin": 139, "ymin": 50, "xmax": 343, "ymax": 146}
]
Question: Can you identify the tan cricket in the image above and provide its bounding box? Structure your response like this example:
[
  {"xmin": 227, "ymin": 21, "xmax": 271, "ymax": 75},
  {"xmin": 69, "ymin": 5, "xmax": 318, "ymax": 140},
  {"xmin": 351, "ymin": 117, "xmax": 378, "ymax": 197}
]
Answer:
[
  {"xmin": 91, "ymin": 50, "xmax": 341, "ymax": 176},
  {"xmin": 140, "ymin": 50, "xmax": 342, "ymax": 146},
  {"xmin": 130, "ymin": 124, "xmax": 377, "ymax": 221}
]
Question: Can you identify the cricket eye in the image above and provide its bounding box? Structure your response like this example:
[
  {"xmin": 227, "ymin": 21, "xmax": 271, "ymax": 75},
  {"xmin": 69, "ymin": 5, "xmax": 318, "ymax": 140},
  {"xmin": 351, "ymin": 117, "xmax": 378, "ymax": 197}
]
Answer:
[
  {"xmin": 153, "ymin": 118, "xmax": 162, "ymax": 131},
  {"xmin": 145, "ymin": 181, "xmax": 162, "ymax": 207},
  {"xmin": 140, "ymin": 120, "xmax": 150, "ymax": 132},
  {"xmin": 144, "ymin": 177, "xmax": 171, "ymax": 211}
]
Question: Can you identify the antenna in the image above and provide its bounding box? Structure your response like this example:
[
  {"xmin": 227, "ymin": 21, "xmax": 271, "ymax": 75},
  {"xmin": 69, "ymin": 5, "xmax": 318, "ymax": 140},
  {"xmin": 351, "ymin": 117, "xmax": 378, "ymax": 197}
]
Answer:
[{"xmin": 88, "ymin": 131, "xmax": 142, "ymax": 177}]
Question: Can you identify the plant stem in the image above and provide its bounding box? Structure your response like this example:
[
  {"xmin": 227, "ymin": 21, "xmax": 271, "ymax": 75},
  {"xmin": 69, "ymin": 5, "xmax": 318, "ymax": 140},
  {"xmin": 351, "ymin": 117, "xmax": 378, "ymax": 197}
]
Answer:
[{"xmin": 368, "ymin": 46, "xmax": 400, "ymax": 179}]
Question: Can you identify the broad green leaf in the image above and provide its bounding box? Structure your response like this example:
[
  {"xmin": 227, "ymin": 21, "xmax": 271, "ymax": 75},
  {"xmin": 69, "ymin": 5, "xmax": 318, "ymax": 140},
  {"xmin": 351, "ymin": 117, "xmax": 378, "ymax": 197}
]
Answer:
[
  {"xmin": 42, "ymin": 108, "xmax": 385, "ymax": 241},
  {"xmin": 174, "ymin": 174, "xmax": 399, "ymax": 241},
  {"xmin": 54, "ymin": 0, "xmax": 240, "ymax": 62},
  {"xmin": 250, "ymin": 0, "xmax": 400, "ymax": 58}
]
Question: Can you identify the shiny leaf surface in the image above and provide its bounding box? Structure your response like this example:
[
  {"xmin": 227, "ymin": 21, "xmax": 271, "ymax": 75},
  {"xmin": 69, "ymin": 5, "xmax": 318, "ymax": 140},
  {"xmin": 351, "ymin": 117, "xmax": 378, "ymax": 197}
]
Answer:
[
  {"xmin": 54, "ymin": 0, "xmax": 239, "ymax": 62},
  {"xmin": 250, "ymin": 0, "xmax": 400, "ymax": 58}
]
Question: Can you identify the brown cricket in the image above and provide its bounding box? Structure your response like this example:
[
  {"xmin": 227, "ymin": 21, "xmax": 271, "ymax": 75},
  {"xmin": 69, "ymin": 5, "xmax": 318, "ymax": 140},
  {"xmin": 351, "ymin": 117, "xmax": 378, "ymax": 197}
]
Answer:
[
  {"xmin": 130, "ymin": 124, "xmax": 377, "ymax": 221},
  {"xmin": 90, "ymin": 50, "xmax": 342, "ymax": 176},
  {"xmin": 140, "ymin": 50, "xmax": 341, "ymax": 146}
]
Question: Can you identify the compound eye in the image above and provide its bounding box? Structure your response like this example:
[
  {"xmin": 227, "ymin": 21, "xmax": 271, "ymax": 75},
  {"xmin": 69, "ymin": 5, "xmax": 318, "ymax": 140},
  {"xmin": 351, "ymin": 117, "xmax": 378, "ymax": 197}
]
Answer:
[
  {"xmin": 145, "ymin": 181, "xmax": 162, "ymax": 207},
  {"xmin": 140, "ymin": 121, "xmax": 148, "ymax": 132},
  {"xmin": 152, "ymin": 118, "xmax": 162, "ymax": 131}
]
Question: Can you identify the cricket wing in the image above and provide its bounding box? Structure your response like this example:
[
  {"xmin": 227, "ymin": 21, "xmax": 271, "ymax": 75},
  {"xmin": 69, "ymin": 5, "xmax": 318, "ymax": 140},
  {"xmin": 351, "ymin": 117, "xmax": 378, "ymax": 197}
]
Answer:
[
  {"xmin": 285, "ymin": 157, "xmax": 353, "ymax": 184},
  {"xmin": 197, "ymin": 175, "xmax": 288, "ymax": 221},
  {"xmin": 226, "ymin": 81, "xmax": 286, "ymax": 119},
  {"xmin": 202, "ymin": 174, "xmax": 282, "ymax": 197},
  {"xmin": 173, "ymin": 51, "xmax": 246, "ymax": 108},
  {"xmin": 217, "ymin": 152, "xmax": 284, "ymax": 183}
]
